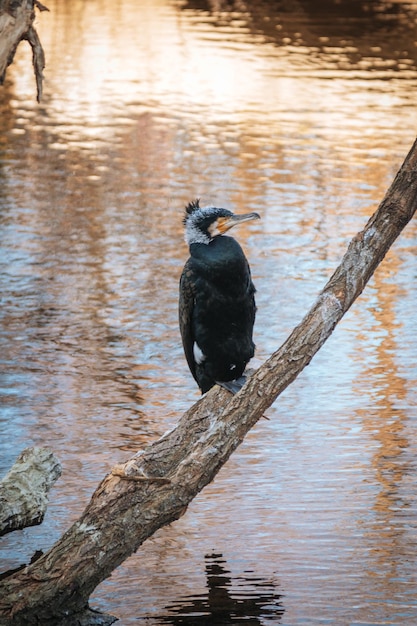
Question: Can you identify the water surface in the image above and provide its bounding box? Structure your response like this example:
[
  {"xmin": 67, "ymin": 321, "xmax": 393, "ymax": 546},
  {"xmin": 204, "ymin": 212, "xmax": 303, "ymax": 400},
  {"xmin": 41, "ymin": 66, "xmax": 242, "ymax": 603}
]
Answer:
[{"xmin": 1, "ymin": 1, "xmax": 417, "ymax": 624}]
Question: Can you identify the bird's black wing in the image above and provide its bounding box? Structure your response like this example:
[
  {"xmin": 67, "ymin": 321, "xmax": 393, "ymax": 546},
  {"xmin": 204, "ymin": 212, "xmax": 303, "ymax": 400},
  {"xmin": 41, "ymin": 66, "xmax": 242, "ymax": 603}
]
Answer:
[{"xmin": 179, "ymin": 260, "xmax": 198, "ymax": 383}]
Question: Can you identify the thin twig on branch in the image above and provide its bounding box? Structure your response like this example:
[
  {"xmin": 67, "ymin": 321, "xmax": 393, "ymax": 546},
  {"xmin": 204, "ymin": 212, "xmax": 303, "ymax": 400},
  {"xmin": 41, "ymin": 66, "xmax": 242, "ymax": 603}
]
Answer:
[
  {"xmin": 0, "ymin": 138, "xmax": 416, "ymax": 625},
  {"xmin": 24, "ymin": 24, "xmax": 45, "ymax": 102}
]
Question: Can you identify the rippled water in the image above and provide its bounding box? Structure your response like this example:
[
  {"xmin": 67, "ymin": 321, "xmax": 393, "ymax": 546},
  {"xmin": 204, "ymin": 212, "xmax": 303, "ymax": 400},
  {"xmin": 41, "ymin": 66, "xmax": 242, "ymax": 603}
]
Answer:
[{"xmin": 1, "ymin": 1, "xmax": 417, "ymax": 624}]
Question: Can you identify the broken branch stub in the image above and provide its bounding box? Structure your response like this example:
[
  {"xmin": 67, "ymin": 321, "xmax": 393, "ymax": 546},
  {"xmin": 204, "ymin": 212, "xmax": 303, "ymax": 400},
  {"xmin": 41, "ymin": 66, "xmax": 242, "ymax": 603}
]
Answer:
[
  {"xmin": 0, "ymin": 447, "xmax": 61, "ymax": 537},
  {"xmin": 0, "ymin": 0, "xmax": 47, "ymax": 101}
]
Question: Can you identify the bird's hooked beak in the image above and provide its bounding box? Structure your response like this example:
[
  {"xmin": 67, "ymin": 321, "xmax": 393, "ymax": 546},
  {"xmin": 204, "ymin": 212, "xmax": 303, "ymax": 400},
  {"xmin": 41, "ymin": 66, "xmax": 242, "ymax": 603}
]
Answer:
[{"xmin": 216, "ymin": 211, "xmax": 260, "ymax": 235}]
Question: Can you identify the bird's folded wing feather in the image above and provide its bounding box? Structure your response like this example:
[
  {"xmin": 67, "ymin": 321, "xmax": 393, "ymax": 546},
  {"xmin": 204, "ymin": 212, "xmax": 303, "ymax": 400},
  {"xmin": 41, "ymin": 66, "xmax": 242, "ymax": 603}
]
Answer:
[{"xmin": 179, "ymin": 262, "xmax": 197, "ymax": 382}]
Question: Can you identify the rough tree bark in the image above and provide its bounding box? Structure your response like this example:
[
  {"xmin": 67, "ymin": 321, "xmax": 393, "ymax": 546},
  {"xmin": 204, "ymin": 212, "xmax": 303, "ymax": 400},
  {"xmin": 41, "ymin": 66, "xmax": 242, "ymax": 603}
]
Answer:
[
  {"xmin": 0, "ymin": 0, "xmax": 47, "ymax": 102},
  {"xmin": 0, "ymin": 447, "xmax": 61, "ymax": 537},
  {"xmin": 0, "ymin": 138, "xmax": 416, "ymax": 625}
]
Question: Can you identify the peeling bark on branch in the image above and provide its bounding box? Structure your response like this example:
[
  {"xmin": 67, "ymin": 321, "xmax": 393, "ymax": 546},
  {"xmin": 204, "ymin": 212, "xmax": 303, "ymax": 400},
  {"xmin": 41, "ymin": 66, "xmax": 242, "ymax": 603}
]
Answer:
[
  {"xmin": 0, "ymin": 138, "xmax": 416, "ymax": 625},
  {"xmin": 0, "ymin": 447, "xmax": 61, "ymax": 537},
  {"xmin": 0, "ymin": 0, "xmax": 47, "ymax": 102}
]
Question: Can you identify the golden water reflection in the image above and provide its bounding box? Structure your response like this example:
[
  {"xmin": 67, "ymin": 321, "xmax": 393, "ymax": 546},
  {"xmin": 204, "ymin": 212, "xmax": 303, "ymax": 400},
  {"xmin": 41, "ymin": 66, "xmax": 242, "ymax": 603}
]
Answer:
[{"xmin": 352, "ymin": 254, "xmax": 417, "ymax": 614}]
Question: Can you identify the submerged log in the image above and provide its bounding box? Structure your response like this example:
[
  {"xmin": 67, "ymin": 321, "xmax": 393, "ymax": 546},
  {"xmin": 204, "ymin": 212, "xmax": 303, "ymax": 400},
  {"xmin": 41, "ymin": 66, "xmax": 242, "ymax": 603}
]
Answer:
[
  {"xmin": 0, "ymin": 138, "xmax": 416, "ymax": 624},
  {"xmin": 0, "ymin": 0, "xmax": 47, "ymax": 102},
  {"xmin": 0, "ymin": 447, "xmax": 61, "ymax": 537}
]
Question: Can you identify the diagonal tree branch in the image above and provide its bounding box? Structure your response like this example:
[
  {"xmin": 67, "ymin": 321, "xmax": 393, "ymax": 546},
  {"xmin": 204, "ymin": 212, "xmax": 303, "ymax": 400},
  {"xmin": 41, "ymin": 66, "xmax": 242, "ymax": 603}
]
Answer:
[{"xmin": 0, "ymin": 138, "xmax": 416, "ymax": 625}]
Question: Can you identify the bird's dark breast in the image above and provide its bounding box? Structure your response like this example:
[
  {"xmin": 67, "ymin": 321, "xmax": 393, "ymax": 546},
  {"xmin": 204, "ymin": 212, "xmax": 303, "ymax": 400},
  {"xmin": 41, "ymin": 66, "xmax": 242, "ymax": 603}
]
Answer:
[
  {"xmin": 189, "ymin": 237, "xmax": 253, "ymax": 293},
  {"xmin": 188, "ymin": 237, "xmax": 256, "ymax": 388}
]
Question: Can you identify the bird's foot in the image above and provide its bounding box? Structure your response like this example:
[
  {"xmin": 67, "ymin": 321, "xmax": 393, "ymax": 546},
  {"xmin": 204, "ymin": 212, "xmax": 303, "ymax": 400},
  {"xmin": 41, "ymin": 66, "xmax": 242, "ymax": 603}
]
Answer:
[{"xmin": 216, "ymin": 376, "xmax": 247, "ymax": 394}]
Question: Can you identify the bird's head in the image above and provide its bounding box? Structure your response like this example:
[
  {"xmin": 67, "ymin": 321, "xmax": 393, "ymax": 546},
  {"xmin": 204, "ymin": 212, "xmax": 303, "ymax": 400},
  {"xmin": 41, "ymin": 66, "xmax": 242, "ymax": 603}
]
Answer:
[{"xmin": 183, "ymin": 199, "xmax": 260, "ymax": 246}]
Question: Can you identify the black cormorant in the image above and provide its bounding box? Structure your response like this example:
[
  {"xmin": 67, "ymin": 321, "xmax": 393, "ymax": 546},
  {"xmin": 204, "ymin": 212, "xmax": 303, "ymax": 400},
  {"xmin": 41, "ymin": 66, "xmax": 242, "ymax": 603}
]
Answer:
[{"xmin": 179, "ymin": 199, "xmax": 260, "ymax": 394}]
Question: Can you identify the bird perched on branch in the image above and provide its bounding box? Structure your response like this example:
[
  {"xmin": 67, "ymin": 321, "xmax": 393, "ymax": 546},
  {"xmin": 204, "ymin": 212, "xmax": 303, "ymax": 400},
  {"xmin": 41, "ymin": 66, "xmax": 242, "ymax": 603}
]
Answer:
[{"xmin": 179, "ymin": 199, "xmax": 260, "ymax": 394}]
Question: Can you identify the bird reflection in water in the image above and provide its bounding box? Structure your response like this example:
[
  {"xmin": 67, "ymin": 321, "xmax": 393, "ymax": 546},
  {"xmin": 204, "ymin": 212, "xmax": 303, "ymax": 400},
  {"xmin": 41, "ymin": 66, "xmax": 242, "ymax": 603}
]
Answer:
[{"xmin": 158, "ymin": 553, "xmax": 284, "ymax": 624}]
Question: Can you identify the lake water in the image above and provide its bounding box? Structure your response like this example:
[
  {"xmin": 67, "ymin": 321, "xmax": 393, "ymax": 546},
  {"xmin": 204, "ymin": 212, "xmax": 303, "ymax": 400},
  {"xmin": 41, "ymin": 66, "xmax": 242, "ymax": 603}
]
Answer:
[{"xmin": 1, "ymin": 1, "xmax": 417, "ymax": 624}]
